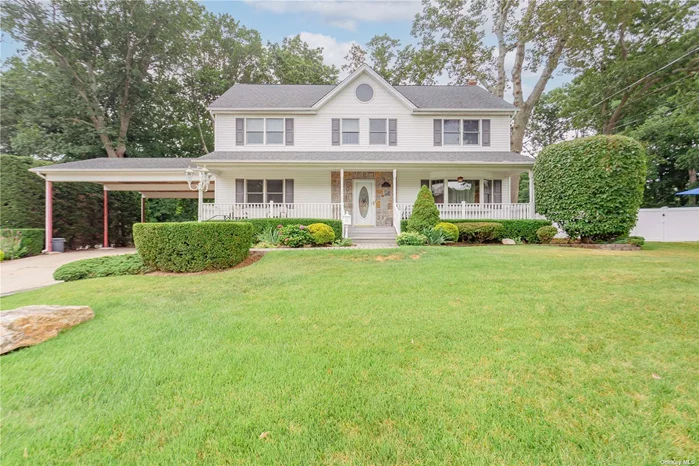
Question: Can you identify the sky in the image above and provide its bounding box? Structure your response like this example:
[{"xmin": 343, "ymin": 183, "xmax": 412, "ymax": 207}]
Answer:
[{"xmin": 1, "ymin": 0, "xmax": 575, "ymax": 102}]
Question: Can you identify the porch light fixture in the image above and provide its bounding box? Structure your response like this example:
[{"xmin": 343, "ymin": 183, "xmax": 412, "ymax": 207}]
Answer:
[
  {"xmin": 185, "ymin": 167, "xmax": 212, "ymax": 193},
  {"xmin": 456, "ymin": 176, "xmax": 464, "ymax": 182},
  {"xmin": 381, "ymin": 181, "xmax": 391, "ymax": 188}
]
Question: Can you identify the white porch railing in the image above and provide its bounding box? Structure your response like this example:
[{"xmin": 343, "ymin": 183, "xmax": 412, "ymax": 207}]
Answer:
[
  {"xmin": 393, "ymin": 203, "xmax": 401, "ymax": 234},
  {"xmin": 396, "ymin": 202, "xmax": 534, "ymax": 220},
  {"xmin": 200, "ymin": 202, "xmax": 343, "ymax": 221}
]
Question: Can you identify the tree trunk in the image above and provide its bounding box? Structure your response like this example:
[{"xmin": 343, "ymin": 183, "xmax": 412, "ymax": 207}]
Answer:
[{"xmin": 690, "ymin": 168, "xmax": 697, "ymax": 206}]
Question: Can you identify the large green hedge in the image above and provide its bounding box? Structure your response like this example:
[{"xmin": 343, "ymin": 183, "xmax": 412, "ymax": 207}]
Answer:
[
  {"xmin": 534, "ymin": 135, "xmax": 647, "ymax": 240},
  {"xmin": 401, "ymin": 219, "xmax": 551, "ymax": 243},
  {"xmin": 229, "ymin": 218, "xmax": 343, "ymax": 240},
  {"xmin": 0, "ymin": 228, "xmax": 45, "ymax": 257},
  {"xmin": 0, "ymin": 154, "xmax": 140, "ymax": 248},
  {"xmin": 133, "ymin": 222, "xmax": 253, "ymax": 272},
  {"xmin": 54, "ymin": 254, "xmax": 150, "ymax": 281}
]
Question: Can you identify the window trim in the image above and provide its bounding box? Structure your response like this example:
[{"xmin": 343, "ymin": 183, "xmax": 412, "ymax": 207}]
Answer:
[
  {"xmin": 462, "ymin": 119, "xmax": 480, "ymax": 146},
  {"xmin": 265, "ymin": 118, "xmax": 284, "ymax": 146},
  {"xmin": 244, "ymin": 179, "xmax": 291, "ymax": 204},
  {"xmin": 442, "ymin": 119, "xmax": 461, "ymax": 146},
  {"xmin": 245, "ymin": 118, "xmax": 264, "ymax": 145},
  {"xmin": 440, "ymin": 119, "xmax": 483, "ymax": 147},
  {"xmin": 341, "ymin": 118, "xmax": 360, "ymax": 146},
  {"xmin": 369, "ymin": 118, "xmax": 388, "ymax": 146}
]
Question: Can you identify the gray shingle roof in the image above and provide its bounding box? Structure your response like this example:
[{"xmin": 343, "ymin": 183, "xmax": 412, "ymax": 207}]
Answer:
[
  {"xmin": 208, "ymin": 83, "xmax": 516, "ymax": 110},
  {"xmin": 209, "ymin": 84, "xmax": 335, "ymax": 109},
  {"xmin": 30, "ymin": 157, "xmax": 195, "ymax": 171},
  {"xmin": 394, "ymin": 85, "xmax": 515, "ymax": 110},
  {"xmin": 197, "ymin": 151, "xmax": 533, "ymax": 164}
]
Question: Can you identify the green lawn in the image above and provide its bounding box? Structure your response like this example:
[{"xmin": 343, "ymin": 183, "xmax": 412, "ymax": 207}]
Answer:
[{"xmin": 2, "ymin": 244, "xmax": 698, "ymax": 465}]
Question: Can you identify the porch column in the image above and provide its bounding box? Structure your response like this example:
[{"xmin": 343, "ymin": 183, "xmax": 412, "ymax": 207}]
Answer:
[
  {"xmin": 140, "ymin": 194, "xmax": 146, "ymax": 223},
  {"xmin": 528, "ymin": 169, "xmax": 535, "ymax": 218},
  {"xmin": 340, "ymin": 168, "xmax": 345, "ymax": 214},
  {"xmin": 392, "ymin": 168, "xmax": 397, "ymax": 207},
  {"xmin": 45, "ymin": 180, "xmax": 53, "ymax": 252},
  {"xmin": 103, "ymin": 187, "xmax": 109, "ymax": 248},
  {"xmin": 197, "ymin": 187, "xmax": 203, "ymax": 222}
]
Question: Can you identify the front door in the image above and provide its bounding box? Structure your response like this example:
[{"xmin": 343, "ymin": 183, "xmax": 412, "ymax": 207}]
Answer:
[{"xmin": 353, "ymin": 180, "xmax": 375, "ymax": 226}]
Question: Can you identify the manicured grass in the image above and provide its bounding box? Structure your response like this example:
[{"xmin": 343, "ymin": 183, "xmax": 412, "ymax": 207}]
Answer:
[{"xmin": 2, "ymin": 244, "xmax": 698, "ymax": 464}]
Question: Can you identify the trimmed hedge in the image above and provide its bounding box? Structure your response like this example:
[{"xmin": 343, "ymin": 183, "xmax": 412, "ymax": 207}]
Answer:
[
  {"xmin": 0, "ymin": 228, "xmax": 45, "ymax": 257},
  {"xmin": 401, "ymin": 219, "xmax": 551, "ymax": 243},
  {"xmin": 133, "ymin": 222, "xmax": 253, "ymax": 272},
  {"xmin": 536, "ymin": 226, "xmax": 558, "ymax": 244},
  {"xmin": 534, "ymin": 135, "xmax": 647, "ymax": 241},
  {"xmin": 434, "ymin": 222, "xmax": 459, "ymax": 242},
  {"xmin": 54, "ymin": 254, "xmax": 150, "ymax": 282},
  {"xmin": 230, "ymin": 218, "xmax": 342, "ymax": 240},
  {"xmin": 456, "ymin": 222, "xmax": 504, "ymax": 243}
]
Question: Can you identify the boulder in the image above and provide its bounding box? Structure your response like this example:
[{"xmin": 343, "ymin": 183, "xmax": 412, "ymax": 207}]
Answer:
[
  {"xmin": 1, "ymin": 305, "xmax": 94, "ymax": 354},
  {"xmin": 502, "ymin": 238, "xmax": 517, "ymax": 245}
]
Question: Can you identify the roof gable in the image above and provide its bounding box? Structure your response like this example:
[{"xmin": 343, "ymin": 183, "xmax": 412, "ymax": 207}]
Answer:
[{"xmin": 311, "ymin": 64, "xmax": 416, "ymax": 111}]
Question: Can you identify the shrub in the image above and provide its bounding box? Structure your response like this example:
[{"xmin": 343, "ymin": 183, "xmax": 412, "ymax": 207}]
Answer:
[
  {"xmin": 407, "ymin": 186, "xmax": 440, "ymax": 233},
  {"xmin": 256, "ymin": 226, "xmax": 280, "ymax": 246},
  {"xmin": 424, "ymin": 228, "xmax": 447, "ymax": 245},
  {"xmin": 308, "ymin": 223, "xmax": 336, "ymax": 245},
  {"xmin": 0, "ymin": 250, "xmax": 4, "ymax": 261},
  {"xmin": 534, "ymin": 135, "xmax": 647, "ymax": 241},
  {"xmin": 434, "ymin": 222, "xmax": 459, "ymax": 242},
  {"xmin": 279, "ymin": 224, "xmax": 314, "ymax": 248},
  {"xmin": 401, "ymin": 219, "xmax": 551, "ymax": 243},
  {"xmin": 53, "ymin": 254, "xmax": 150, "ymax": 282},
  {"xmin": 0, "ymin": 228, "xmax": 44, "ymax": 258},
  {"xmin": 536, "ymin": 226, "xmax": 558, "ymax": 244},
  {"xmin": 333, "ymin": 238, "xmax": 353, "ymax": 247},
  {"xmin": 397, "ymin": 232, "xmax": 427, "ymax": 246},
  {"xmin": 456, "ymin": 222, "xmax": 505, "ymax": 243},
  {"xmin": 133, "ymin": 222, "xmax": 252, "ymax": 272},
  {"xmin": 230, "ymin": 218, "xmax": 342, "ymax": 239},
  {"xmin": 627, "ymin": 236, "xmax": 645, "ymax": 247}
]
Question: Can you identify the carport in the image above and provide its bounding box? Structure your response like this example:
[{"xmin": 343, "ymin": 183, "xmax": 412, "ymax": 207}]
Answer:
[{"xmin": 29, "ymin": 158, "xmax": 211, "ymax": 252}]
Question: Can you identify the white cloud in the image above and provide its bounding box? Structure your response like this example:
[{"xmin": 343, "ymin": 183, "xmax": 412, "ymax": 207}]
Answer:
[
  {"xmin": 248, "ymin": 1, "xmax": 421, "ymax": 28},
  {"xmin": 297, "ymin": 32, "xmax": 357, "ymax": 76}
]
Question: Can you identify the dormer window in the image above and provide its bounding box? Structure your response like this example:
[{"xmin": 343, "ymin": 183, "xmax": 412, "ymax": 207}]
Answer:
[{"xmin": 355, "ymin": 84, "xmax": 374, "ymax": 102}]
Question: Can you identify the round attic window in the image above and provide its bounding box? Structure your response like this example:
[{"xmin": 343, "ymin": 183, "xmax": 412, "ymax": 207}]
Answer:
[{"xmin": 356, "ymin": 84, "xmax": 374, "ymax": 102}]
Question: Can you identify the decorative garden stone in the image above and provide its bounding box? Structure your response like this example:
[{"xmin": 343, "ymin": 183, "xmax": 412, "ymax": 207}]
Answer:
[
  {"xmin": 0, "ymin": 305, "xmax": 94, "ymax": 354},
  {"xmin": 502, "ymin": 238, "xmax": 516, "ymax": 245}
]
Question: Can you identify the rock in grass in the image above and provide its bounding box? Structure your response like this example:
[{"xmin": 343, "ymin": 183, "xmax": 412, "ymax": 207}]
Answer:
[
  {"xmin": 0, "ymin": 305, "xmax": 93, "ymax": 354},
  {"xmin": 502, "ymin": 238, "xmax": 516, "ymax": 245}
]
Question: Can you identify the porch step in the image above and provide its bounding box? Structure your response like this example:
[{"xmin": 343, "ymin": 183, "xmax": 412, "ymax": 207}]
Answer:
[{"xmin": 347, "ymin": 227, "xmax": 397, "ymax": 245}]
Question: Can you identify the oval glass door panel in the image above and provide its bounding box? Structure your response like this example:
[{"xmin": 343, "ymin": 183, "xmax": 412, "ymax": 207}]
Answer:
[{"xmin": 358, "ymin": 186, "xmax": 369, "ymax": 218}]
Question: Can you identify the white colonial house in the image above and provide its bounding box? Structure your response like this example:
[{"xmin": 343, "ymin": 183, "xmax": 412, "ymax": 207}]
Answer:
[{"xmin": 31, "ymin": 65, "xmax": 535, "ymax": 249}]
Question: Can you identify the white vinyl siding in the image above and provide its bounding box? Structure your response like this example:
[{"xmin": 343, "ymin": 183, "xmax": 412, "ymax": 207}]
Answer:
[
  {"xmin": 214, "ymin": 169, "xmax": 332, "ymax": 205},
  {"xmin": 213, "ymin": 75, "xmax": 512, "ymax": 152}
]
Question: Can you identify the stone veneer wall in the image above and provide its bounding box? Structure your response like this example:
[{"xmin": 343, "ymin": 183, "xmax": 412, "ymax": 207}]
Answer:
[{"xmin": 331, "ymin": 171, "xmax": 393, "ymax": 226}]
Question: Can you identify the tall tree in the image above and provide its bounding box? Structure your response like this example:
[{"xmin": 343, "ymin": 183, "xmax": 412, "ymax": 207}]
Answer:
[
  {"xmin": 267, "ymin": 35, "xmax": 338, "ymax": 85},
  {"xmin": 412, "ymin": 0, "xmax": 591, "ymax": 153},
  {"xmin": 562, "ymin": 1, "xmax": 698, "ymax": 135},
  {"xmin": 2, "ymin": 0, "xmax": 203, "ymax": 158}
]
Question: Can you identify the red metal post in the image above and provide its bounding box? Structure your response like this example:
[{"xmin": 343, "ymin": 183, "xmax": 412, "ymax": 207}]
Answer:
[
  {"xmin": 45, "ymin": 180, "xmax": 53, "ymax": 252},
  {"xmin": 103, "ymin": 188, "xmax": 109, "ymax": 248}
]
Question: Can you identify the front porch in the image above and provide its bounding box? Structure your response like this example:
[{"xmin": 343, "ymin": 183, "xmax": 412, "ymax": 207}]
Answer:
[{"xmin": 198, "ymin": 167, "xmax": 538, "ymax": 233}]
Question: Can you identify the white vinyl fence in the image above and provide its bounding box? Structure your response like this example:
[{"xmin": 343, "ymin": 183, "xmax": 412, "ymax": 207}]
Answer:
[{"xmin": 630, "ymin": 207, "xmax": 699, "ymax": 242}]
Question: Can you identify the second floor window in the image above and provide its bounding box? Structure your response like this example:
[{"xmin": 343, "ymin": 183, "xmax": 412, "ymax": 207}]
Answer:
[
  {"xmin": 369, "ymin": 119, "xmax": 387, "ymax": 145},
  {"xmin": 266, "ymin": 119, "xmax": 284, "ymax": 144},
  {"xmin": 246, "ymin": 119, "xmax": 264, "ymax": 144},
  {"xmin": 342, "ymin": 119, "xmax": 359, "ymax": 144},
  {"xmin": 444, "ymin": 119, "xmax": 461, "ymax": 145},
  {"xmin": 463, "ymin": 120, "xmax": 479, "ymax": 145}
]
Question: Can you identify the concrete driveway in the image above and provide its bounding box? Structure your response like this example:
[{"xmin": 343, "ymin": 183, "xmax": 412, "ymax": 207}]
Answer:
[{"xmin": 1, "ymin": 248, "xmax": 136, "ymax": 296}]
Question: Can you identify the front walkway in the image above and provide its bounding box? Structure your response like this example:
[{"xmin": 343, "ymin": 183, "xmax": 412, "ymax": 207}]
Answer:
[{"xmin": 1, "ymin": 248, "xmax": 136, "ymax": 296}]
